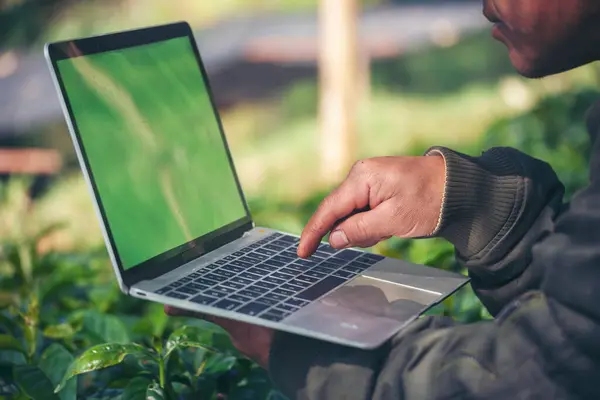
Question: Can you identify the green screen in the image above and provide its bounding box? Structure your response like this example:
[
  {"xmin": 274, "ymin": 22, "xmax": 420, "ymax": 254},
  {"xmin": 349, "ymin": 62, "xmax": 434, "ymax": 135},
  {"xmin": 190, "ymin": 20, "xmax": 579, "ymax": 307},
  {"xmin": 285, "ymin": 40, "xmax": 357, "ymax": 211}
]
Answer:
[{"xmin": 57, "ymin": 37, "xmax": 247, "ymax": 270}]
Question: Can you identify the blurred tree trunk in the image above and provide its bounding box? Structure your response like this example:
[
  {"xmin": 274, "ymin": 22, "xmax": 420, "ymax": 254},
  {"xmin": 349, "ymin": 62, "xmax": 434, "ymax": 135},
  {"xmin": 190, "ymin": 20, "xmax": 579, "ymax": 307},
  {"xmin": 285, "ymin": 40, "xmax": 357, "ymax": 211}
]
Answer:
[{"xmin": 318, "ymin": 0, "xmax": 360, "ymax": 184}]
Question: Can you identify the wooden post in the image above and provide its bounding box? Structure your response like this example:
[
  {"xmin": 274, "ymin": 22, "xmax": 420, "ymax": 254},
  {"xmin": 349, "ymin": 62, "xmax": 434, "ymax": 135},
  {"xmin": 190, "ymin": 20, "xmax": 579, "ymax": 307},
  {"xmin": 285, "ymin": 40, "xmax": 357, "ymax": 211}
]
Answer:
[{"xmin": 318, "ymin": 0, "xmax": 360, "ymax": 184}]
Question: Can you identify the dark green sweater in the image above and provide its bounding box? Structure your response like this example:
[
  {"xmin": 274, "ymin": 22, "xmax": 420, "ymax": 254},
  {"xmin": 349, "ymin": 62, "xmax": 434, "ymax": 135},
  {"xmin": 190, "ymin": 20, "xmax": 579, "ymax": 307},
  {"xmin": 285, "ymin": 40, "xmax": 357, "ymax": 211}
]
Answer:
[{"xmin": 267, "ymin": 101, "xmax": 600, "ymax": 399}]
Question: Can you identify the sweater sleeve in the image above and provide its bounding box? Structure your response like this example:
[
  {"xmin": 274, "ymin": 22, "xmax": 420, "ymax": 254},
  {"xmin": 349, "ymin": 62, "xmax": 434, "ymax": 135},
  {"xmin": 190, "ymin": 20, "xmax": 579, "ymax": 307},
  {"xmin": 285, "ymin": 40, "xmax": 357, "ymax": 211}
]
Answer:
[{"xmin": 425, "ymin": 146, "xmax": 565, "ymax": 315}]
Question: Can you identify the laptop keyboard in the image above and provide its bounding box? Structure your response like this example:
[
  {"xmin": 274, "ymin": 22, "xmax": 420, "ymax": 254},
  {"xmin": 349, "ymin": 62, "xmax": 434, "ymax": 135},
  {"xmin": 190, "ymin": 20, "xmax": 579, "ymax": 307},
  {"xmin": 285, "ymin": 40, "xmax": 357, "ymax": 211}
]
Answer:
[{"xmin": 154, "ymin": 233, "xmax": 384, "ymax": 322}]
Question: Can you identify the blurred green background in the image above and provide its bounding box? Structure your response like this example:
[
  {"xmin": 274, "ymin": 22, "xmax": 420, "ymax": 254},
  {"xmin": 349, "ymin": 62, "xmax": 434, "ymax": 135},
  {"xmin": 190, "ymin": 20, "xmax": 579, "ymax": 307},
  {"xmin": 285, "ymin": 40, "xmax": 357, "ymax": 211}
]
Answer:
[{"xmin": 1, "ymin": 0, "xmax": 599, "ymax": 399}]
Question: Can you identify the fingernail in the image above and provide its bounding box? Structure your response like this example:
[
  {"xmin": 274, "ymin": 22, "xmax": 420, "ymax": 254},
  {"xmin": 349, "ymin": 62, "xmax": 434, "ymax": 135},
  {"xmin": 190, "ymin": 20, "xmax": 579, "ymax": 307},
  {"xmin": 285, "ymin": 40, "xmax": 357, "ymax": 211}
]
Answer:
[{"xmin": 330, "ymin": 229, "xmax": 349, "ymax": 248}]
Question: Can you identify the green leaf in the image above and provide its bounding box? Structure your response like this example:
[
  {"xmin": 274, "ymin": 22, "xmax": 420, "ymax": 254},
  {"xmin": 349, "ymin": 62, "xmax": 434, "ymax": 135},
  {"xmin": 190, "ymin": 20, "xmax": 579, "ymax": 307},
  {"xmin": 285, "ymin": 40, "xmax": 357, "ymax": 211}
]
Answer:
[
  {"xmin": 122, "ymin": 376, "xmax": 152, "ymax": 400},
  {"xmin": 39, "ymin": 344, "xmax": 75, "ymax": 400},
  {"xmin": 145, "ymin": 382, "xmax": 165, "ymax": 400},
  {"xmin": 164, "ymin": 325, "xmax": 221, "ymax": 359},
  {"xmin": 13, "ymin": 365, "xmax": 59, "ymax": 400},
  {"xmin": 0, "ymin": 334, "xmax": 25, "ymax": 355},
  {"xmin": 203, "ymin": 354, "xmax": 237, "ymax": 375},
  {"xmin": 43, "ymin": 324, "xmax": 77, "ymax": 340},
  {"xmin": 55, "ymin": 343, "xmax": 153, "ymax": 393},
  {"xmin": 82, "ymin": 311, "xmax": 130, "ymax": 344}
]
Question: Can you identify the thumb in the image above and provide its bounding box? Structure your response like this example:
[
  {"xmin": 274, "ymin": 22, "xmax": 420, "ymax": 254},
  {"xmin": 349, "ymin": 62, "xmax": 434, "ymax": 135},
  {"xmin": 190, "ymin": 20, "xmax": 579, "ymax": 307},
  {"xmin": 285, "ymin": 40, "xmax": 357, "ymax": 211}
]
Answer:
[{"xmin": 329, "ymin": 204, "xmax": 395, "ymax": 249}]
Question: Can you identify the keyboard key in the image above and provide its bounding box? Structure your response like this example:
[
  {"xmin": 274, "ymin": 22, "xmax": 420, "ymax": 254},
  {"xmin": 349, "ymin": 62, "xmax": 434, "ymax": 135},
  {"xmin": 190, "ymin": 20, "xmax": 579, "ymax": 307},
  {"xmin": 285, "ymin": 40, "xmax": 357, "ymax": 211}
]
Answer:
[
  {"xmin": 281, "ymin": 267, "xmax": 301, "ymax": 276},
  {"xmin": 155, "ymin": 286, "xmax": 171, "ymax": 294},
  {"xmin": 281, "ymin": 250, "xmax": 297, "ymax": 258},
  {"xmin": 223, "ymin": 255, "xmax": 235, "ymax": 261},
  {"xmin": 190, "ymin": 294, "xmax": 218, "ymax": 305},
  {"xmin": 343, "ymin": 264, "xmax": 369, "ymax": 273},
  {"xmin": 327, "ymin": 257, "xmax": 348, "ymax": 265},
  {"xmin": 227, "ymin": 265, "xmax": 245, "ymax": 273},
  {"xmin": 266, "ymin": 308, "xmax": 291, "ymax": 318},
  {"xmin": 281, "ymin": 283, "xmax": 304, "ymax": 293},
  {"xmin": 319, "ymin": 261, "xmax": 340, "ymax": 270},
  {"xmin": 304, "ymin": 270, "xmax": 327, "ymax": 279},
  {"xmin": 279, "ymin": 235, "xmax": 298, "ymax": 243},
  {"xmin": 237, "ymin": 302, "xmax": 270, "ymax": 316},
  {"xmin": 313, "ymin": 266, "xmax": 333, "ymax": 274},
  {"xmin": 255, "ymin": 280, "xmax": 276, "ymax": 289},
  {"xmin": 221, "ymin": 280, "xmax": 246, "ymax": 290},
  {"xmin": 190, "ymin": 272, "xmax": 202, "ymax": 278},
  {"xmin": 270, "ymin": 233, "xmax": 283, "ymax": 239},
  {"xmin": 239, "ymin": 272, "xmax": 262, "ymax": 281},
  {"xmin": 315, "ymin": 250, "xmax": 333, "ymax": 258},
  {"xmin": 247, "ymin": 284, "xmax": 268, "ymax": 294},
  {"xmin": 264, "ymin": 276, "xmax": 286, "ymax": 285},
  {"xmin": 186, "ymin": 282, "xmax": 209, "ymax": 291},
  {"xmin": 272, "ymin": 255, "xmax": 294, "ymax": 264},
  {"xmin": 229, "ymin": 294, "xmax": 252, "ymax": 303},
  {"xmin": 248, "ymin": 267, "xmax": 269, "ymax": 275},
  {"xmin": 212, "ymin": 269, "xmax": 236, "ymax": 278},
  {"xmin": 232, "ymin": 251, "xmax": 246, "ymax": 257},
  {"xmin": 295, "ymin": 259, "xmax": 317, "ymax": 267},
  {"xmin": 194, "ymin": 277, "xmax": 219, "ymax": 286},
  {"xmin": 263, "ymin": 259, "xmax": 285, "ymax": 268},
  {"xmin": 214, "ymin": 259, "xmax": 227, "ymax": 265},
  {"xmin": 230, "ymin": 277, "xmax": 253, "ymax": 286},
  {"xmin": 296, "ymin": 274, "xmax": 320, "ymax": 284},
  {"xmin": 333, "ymin": 270, "xmax": 356, "ymax": 279},
  {"xmin": 165, "ymin": 291, "xmax": 188, "ymax": 299},
  {"xmin": 277, "ymin": 303, "xmax": 299, "ymax": 312},
  {"xmin": 260, "ymin": 313, "xmax": 284, "ymax": 322},
  {"xmin": 272, "ymin": 272, "xmax": 295, "ymax": 281},
  {"xmin": 230, "ymin": 260, "xmax": 253, "ymax": 268},
  {"xmin": 239, "ymin": 289, "xmax": 263, "ymax": 298},
  {"xmin": 255, "ymin": 248, "xmax": 277, "ymax": 256},
  {"xmin": 214, "ymin": 299, "xmax": 242, "ymax": 311},
  {"xmin": 288, "ymin": 279, "xmax": 311, "ymax": 288},
  {"xmin": 178, "ymin": 286, "xmax": 200, "ymax": 295},
  {"xmin": 296, "ymin": 276, "xmax": 346, "ymax": 301},
  {"xmin": 317, "ymin": 244, "xmax": 338, "ymax": 254},
  {"xmin": 177, "ymin": 276, "xmax": 193, "ymax": 283},
  {"xmin": 285, "ymin": 298, "xmax": 310, "ymax": 308},
  {"xmin": 204, "ymin": 273, "xmax": 227, "ymax": 282},
  {"xmin": 364, "ymin": 253, "xmax": 385, "ymax": 262},
  {"xmin": 263, "ymin": 292, "xmax": 288, "ymax": 302},
  {"xmin": 245, "ymin": 253, "xmax": 269, "ymax": 262},
  {"xmin": 273, "ymin": 239, "xmax": 293, "ymax": 248},
  {"xmin": 204, "ymin": 289, "xmax": 229, "ymax": 299},
  {"xmin": 256, "ymin": 263, "xmax": 278, "ymax": 272},
  {"xmin": 335, "ymin": 249, "xmax": 362, "ymax": 261},
  {"xmin": 288, "ymin": 263, "xmax": 307, "ymax": 272},
  {"xmin": 265, "ymin": 244, "xmax": 286, "ymax": 252},
  {"xmin": 256, "ymin": 297, "xmax": 279, "ymax": 306},
  {"xmin": 272, "ymin": 288, "xmax": 296, "ymax": 297}
]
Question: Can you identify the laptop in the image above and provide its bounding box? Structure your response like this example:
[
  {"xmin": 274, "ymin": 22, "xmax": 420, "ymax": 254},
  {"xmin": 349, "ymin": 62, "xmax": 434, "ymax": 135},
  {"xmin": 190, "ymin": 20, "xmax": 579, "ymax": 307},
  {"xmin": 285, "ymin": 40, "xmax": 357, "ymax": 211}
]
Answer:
[{"xmin": 44, "ymin": 21, "xmax": 469, "ymax": 349}]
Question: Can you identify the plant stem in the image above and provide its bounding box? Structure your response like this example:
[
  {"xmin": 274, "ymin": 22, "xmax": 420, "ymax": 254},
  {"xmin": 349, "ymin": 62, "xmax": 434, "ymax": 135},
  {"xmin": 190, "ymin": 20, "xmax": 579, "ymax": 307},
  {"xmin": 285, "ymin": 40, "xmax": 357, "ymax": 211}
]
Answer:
[{"xmin": 159, "ymin": 356, "xmax": 166, "ymax": 389}]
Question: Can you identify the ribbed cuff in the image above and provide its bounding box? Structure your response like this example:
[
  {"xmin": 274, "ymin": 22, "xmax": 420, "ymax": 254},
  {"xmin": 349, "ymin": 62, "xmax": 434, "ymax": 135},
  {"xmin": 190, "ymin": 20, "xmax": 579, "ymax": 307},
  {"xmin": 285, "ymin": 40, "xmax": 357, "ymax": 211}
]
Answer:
[{"xmin": 424, "ymin": 146, "xmax": 524, "ymax": 259}]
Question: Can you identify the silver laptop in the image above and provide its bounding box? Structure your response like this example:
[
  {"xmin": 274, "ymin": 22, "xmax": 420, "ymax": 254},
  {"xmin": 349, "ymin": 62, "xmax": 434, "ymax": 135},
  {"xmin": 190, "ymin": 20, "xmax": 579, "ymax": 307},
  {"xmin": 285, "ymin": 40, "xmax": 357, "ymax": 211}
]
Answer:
[{"xmin": 44, "ymin": 21, "xmax": 469, "ymax": 349}]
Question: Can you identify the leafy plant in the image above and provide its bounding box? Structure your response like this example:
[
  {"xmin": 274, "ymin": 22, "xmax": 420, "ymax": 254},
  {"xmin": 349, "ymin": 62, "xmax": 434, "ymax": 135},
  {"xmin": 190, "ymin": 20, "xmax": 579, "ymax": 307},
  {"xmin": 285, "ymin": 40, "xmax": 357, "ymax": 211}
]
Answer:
[{"xmin": 54, "ymin": 323, "xmax": 262, "ymax": 400}]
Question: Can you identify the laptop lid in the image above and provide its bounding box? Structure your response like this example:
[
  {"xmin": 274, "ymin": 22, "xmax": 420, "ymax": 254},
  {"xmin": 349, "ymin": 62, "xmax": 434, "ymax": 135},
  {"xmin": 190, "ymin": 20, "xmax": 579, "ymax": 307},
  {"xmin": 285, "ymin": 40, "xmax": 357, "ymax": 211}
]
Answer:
[{"xmin": 45, "ymin": 22, "xmax": 253, "ymax": 292}]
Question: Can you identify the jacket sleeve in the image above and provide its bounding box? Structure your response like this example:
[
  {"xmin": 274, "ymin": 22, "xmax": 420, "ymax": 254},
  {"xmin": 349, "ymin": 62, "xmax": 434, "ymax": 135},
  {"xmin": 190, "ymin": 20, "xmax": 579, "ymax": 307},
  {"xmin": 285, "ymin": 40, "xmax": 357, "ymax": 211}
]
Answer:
[
  {"xmin": 268, "ymin": 151, "xmax": 600, "ymax": 399},
  {"xmin": 425, "ymin": 146, "xmax": 565, "ymax": 315}
]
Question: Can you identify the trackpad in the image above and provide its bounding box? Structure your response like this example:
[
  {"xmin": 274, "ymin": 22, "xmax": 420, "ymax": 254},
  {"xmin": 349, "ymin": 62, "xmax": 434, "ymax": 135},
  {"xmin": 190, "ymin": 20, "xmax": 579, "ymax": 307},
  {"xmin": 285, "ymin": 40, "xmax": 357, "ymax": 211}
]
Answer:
[{"xmin": 319, "ymin": 276, "xmax": 441, "ymax": 322}]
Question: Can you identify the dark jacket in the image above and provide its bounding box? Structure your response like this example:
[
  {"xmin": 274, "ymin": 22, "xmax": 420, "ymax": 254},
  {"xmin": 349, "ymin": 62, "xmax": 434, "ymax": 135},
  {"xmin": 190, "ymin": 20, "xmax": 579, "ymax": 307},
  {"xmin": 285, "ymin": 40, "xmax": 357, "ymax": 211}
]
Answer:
[{"xmin": 267, "ymin": 101, "xmax": 600, "ymax": 400}]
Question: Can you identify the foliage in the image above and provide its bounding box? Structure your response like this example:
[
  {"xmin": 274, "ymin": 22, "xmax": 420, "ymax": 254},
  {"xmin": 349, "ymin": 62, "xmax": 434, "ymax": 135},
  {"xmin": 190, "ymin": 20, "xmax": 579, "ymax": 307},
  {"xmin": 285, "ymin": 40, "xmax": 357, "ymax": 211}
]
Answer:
[{"xmin": 0, "ymin": 181, "xmax": 280, "ymax": 399}]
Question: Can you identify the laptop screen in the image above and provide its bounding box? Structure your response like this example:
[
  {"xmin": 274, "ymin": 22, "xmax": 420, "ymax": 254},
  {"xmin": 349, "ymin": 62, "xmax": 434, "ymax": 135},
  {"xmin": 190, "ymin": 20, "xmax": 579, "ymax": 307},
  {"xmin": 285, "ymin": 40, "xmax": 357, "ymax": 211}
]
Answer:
[{"xmin": 56, "ymin": 37, "xmax": 248, "ymax": 270}]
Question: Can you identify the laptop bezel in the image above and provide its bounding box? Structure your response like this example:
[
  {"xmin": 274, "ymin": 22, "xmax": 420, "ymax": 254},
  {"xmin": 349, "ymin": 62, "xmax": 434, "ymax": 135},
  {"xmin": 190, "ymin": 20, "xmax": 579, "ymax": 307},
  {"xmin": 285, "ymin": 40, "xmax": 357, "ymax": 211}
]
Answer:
[{"xmin": 45, "ymin": 21, "xmax": 253, "ymax": 290}]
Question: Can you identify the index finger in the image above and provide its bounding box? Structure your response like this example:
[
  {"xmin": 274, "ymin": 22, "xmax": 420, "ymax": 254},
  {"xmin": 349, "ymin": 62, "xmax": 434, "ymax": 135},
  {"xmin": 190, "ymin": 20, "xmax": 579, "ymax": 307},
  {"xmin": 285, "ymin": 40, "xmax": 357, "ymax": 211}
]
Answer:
[{"xmin": 297, "ymin": 180, "xmax": 368, "ymax": 258}]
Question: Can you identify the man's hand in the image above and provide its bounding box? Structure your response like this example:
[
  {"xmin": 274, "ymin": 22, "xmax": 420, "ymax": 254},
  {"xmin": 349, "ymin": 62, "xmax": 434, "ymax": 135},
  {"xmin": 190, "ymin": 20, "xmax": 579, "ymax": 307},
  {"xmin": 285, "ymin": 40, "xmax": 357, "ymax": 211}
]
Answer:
[
  {"xmin": 164, "ymin": 306, "xmax": 274, "ymax": 369},
  {"xmin": 297, "ymin": 155, "xmax": 445, "ymax": 258}
]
